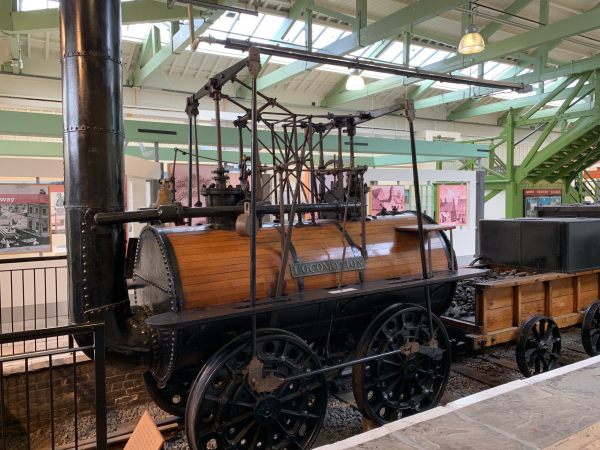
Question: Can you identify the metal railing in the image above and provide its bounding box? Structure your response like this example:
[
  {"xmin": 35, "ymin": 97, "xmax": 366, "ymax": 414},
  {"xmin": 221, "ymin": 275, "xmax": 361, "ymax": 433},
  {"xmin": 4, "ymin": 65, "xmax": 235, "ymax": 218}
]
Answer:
[
  {"xmin": 0, "ymin": 323, "xmax": 106, "ymax": 450},
  {"xmin": 0, "ymin": 256, "xmax": 68, "ymax": 356}
]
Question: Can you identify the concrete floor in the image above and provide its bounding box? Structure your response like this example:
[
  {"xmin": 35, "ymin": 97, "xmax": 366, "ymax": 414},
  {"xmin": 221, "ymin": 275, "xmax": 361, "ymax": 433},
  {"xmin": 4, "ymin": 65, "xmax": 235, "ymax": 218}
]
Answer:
[{"xmin": 317, "ymin": 355, "xmax": 600, "ymax": 450}]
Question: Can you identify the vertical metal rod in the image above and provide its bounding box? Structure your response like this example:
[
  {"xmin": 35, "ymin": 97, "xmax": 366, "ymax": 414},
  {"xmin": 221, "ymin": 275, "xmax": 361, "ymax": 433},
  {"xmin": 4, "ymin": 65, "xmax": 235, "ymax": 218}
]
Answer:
[
  {"xmin": 49, "ymin": 355, "xmax": 55, "ymax": 450},
  {"xmin": 214, "ymin": 94, "xmax": 224, "ymax": 171},
  {"xmin": 250, "ymin": 76, "xmax": 259, "ymax": 358},
  {"xmin": 406, "ymin": 101, "xmax": 435, "ymax": 337},
  {"xmin": 194, "ymin": 113, "xmax": 201, "ymax": 206},
  {"xmin": 0, "ymin": 363, "xmax": 4, "ymax": 450},
  {"xmin": 307, "ymin": 119, "xmax": 316, "ymax": 223},
  {"xmin": 70, "ymin": 335, "xmax": 78, "ymax": 449},
  {"xmin": 187, "ymin": 104, "xmax": 194, "ymax": 225},
  {"xmin": 271, "ymin": 131, "xmax": 278, "ymax": 205},
  {"xmin": 95, "ymin": 325, "xmax": 107, "ymax": 450},
  {"xmin": 337, "ymin": 125, "xmax": 343, "ymax": 201},
  {"xmin": 359, "ymin": 171, "xmax": 367, "ymax": 258},
  {"xmin": 25, "ymin": 357, "xmax": 30, "ymax": 450},
  {"xmin": 318, "ymin": 130, "xmax": 325, "ymax": 202}
]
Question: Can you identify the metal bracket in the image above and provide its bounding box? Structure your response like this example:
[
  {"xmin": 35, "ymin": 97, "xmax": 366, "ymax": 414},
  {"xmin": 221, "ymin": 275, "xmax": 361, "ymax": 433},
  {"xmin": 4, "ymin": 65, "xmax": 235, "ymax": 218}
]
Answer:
[
  {"xmin": 247, "ymin": 47, "xmax": 261, "ymax": 79},
  {"xmin": 245, "ymin": 356, "xmax": 285, "ymax": 393}
]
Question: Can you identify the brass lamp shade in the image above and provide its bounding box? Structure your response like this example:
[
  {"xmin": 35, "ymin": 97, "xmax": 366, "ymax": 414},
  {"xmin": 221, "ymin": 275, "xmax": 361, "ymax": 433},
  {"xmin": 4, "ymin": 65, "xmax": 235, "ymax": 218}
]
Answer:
[{"xmin": 458, "ymin": 24, "xmax": 485, "ymax": 55}]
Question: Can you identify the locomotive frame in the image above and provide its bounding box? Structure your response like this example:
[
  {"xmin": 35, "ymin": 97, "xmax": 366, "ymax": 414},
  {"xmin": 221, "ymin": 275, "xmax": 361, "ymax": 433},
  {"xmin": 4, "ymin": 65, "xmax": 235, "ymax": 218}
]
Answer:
[{"xmin": 56, "ymin": 2, "xmax": 533, "ymax": 449}]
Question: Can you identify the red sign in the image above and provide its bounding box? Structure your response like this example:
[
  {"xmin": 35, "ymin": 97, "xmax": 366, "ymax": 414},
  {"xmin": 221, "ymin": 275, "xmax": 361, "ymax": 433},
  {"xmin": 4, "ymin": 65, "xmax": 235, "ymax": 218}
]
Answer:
[{"xmin": 0, "ymin": 194, "xmax": 48, "ymax": 204}]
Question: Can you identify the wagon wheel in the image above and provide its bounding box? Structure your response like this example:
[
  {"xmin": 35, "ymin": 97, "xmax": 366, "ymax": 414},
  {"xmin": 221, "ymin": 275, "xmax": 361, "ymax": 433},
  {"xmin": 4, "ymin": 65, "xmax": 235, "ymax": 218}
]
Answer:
[
  {"xmin": 186, "ymin": 330, "xmax": 328, "ymax": 450},
  {"xmin": 352, "ymin": 305, "xmax": 451, "ymax": 425},
  {"xmin": 144, "ymin": 370, "xmax": 193, "ymax": 417},
  {"xmin": 516, "ymin": 315, "xmax": 561, "ymax": 377},
  {"xmin": 581, "ymin": 301, "xmax": 600, "ymax": 356}
]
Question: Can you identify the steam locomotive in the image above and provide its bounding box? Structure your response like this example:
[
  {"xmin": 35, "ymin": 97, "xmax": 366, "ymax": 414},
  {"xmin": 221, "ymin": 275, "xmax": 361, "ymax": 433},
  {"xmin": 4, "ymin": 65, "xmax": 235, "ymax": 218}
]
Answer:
[{"xmin": 60, "ymin": 1, "xmax": 485, "ymax": 449}]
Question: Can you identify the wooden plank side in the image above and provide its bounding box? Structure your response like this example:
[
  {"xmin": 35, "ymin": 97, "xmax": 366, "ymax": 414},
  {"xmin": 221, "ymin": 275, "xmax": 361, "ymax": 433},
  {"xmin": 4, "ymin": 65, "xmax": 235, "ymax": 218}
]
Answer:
[
  {"xmin": 520, "ymin": 283, "xmax": 546, "ymax": 304},
  {"xmin": 485, "ymin": 305, "xmax": 513, "ymax": 332},
  {"xmin": 484, "ymin": 287, "xmax": 513, "ymax": 310},
  {"xmin": 580, "ymin": 274, "xmax": 598, "ymax": 293}
]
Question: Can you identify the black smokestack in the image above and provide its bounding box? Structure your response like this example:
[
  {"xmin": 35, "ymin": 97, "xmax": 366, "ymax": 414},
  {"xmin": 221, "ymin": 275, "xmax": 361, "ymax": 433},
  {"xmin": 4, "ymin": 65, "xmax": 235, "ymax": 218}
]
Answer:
[{"xmin": 60, "ymin": 0, "xmax": 127, "ymax": 326}]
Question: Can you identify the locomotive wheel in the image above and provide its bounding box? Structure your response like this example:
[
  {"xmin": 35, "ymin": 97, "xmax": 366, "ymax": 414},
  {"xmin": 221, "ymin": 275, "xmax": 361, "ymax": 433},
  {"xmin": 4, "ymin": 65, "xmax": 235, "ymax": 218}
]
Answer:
[
  {"xmin": 144, "ymin": 370, "xmax": 193, "ymax": 417},
  {"xmin": 581, "ymin": 301, "xmax": 600, "ymax": 356},
  {"xmin": 352, "ymin": 305, "xmax": 451, "ymax": 425},
  {"xmin": 516, "ymin": 315, "xmax": 561, "ymax": 377},
  {"xmin": 186, "ymin": 329, "xmax": 328, "ymax": 450}
]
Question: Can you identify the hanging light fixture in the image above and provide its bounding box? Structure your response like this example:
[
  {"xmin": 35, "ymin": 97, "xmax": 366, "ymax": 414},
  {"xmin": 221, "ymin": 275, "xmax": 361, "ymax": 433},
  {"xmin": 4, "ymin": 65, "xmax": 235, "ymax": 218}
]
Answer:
[
  {"xmin": 345, "ymin": 69, "xmax": 365, "ymax": 91},
  {"xmin": 458, "ymin": 3, "xmax": 485, "ymax": 55}
]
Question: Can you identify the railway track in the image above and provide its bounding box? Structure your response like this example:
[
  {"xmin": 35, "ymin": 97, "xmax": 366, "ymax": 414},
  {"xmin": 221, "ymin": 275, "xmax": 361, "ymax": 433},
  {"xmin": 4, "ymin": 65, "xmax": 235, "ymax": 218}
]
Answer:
[{"xmin": 57, "ymin": 328, "xmax": 590, "ymax": 449}]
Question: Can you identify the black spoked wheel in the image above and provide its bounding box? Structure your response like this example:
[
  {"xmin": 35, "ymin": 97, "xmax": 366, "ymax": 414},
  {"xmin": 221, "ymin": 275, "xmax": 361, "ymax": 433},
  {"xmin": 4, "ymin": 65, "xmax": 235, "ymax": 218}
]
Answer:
[
  {"xmin": 352, "ymin": 305, "xmax": 451, "ymax": 425},
  {"xmin": 581, "ymin": 301, "xmax": 600, "ymax": 356},
  {"xmin": 516, "ymin": 315, "xmax": 561, "ymax": 377},
  {"xmin": 144, "ymin": 369, "xmax": 194, "ymax": 417},
  {"xmin": 186, "ymin": 330, "xmax": 328, "ymax": 450}
]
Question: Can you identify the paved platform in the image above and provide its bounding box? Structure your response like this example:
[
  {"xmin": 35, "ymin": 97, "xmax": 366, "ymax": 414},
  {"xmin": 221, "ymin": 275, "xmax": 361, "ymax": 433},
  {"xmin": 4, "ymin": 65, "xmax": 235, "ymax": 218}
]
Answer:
[{"xmin": 317, "ymin": 355, "xmax": 600, "ymax": 450}]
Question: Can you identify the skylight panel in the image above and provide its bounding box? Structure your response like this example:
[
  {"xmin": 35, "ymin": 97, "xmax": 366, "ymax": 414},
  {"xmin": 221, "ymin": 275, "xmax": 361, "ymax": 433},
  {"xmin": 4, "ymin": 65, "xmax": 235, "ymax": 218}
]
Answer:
[
  {"xmin": 122, "ymin": 22, "xmax": 171, "ymax": 44},
  {"xmin": 377, "ymin": 42, "xmax": 403, "ymax": 62},
  {"xmin": 230, "ymin": 13, "xmax": 263, "ymax": 37},
  {"xmin": 411, "ymin": 48, "xmax": 438, "ymax": 67},
  {"xmin": 284, "ymin": 22, "xmax": 305, "ymax": 45},
  {"xmin": 313, "ymin": 26, "xmax": 344, "ymax": 50},
  {"xmin": 422, "ymin": 49, "xmax": 452, "ymax": 66},
  {"xmin": 253, "ymin": 16, "xmax": 287, "ymax": 40},
  {"xmin": 19, "ymin": 0, "xmax": 59, "ymax": 11}
]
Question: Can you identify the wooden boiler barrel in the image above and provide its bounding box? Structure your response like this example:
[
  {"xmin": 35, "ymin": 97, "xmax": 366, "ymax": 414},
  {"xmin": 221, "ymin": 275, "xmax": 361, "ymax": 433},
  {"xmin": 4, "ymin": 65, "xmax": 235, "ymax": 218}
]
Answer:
[{"xmin": 133, "ymin": 214, "xmax": 454, "ymax": 313}]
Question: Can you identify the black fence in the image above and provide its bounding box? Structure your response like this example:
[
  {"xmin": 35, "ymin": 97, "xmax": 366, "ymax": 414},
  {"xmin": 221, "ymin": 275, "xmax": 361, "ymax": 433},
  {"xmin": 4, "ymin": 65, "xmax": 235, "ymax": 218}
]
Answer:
[
  {"xmin": 0, "ymin": 324, "xmax": 106, "ymax": 450},
  {"xmin": 0, "ymin": 256, "xmax": 69, "ymax": 356}
]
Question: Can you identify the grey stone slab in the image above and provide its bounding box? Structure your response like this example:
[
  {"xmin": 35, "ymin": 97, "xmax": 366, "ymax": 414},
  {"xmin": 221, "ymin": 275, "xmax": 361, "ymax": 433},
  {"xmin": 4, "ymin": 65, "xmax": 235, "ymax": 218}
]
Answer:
[
  {"xmin": 354, "ymin": 412, "xmax": 531, "ymax": 450},
  {"xmin": 534, "ymin": 364, "xmax": 600, "ymax": 409},
  {"xmin": 455, "ymin": 383, "xmax": 600, "ymax": 448}
]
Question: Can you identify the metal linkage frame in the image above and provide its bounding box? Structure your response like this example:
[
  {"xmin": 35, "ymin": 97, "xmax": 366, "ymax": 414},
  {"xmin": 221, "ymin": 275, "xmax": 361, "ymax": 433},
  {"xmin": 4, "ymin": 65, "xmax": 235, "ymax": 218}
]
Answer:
[{"xmin": 96, "ymin": 49, "xmax": 487, "ymax": 387}]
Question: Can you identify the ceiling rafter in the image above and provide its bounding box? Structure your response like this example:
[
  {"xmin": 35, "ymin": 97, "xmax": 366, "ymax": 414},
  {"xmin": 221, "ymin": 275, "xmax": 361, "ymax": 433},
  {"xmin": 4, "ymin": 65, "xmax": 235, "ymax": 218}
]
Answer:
[
  {"xmin": 322, "ymin": 5, "xmax": 600, "ymax": 108},
  {"xmin": 245, "ymin": 0, "xmax": 469, "ymax": 94}
]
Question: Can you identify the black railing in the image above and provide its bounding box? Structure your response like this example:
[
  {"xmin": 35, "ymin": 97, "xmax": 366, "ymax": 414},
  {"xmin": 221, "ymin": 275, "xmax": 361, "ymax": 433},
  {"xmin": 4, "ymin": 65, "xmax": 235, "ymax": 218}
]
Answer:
[
  {"xmin": 0, "ymin": 256, "xmax": 68, "ymax": 356},
  {"xmin": 0, "ymin": 323, "xmax": 106, "ymax": 450}
]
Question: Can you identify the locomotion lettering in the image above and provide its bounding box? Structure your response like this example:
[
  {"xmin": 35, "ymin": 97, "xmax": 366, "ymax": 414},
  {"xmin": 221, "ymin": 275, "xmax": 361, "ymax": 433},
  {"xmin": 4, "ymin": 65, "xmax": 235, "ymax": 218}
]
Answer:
[{"xmin": 290, "ymin": 257, "xmax": 366, "ymax": 278}]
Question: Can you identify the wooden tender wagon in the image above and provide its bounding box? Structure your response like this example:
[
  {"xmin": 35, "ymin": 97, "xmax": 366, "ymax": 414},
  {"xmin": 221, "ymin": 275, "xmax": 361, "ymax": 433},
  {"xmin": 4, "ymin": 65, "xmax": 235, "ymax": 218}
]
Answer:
[{"xmin": 442, "ymin": 268, "xmax": 600, "ymax": 377}]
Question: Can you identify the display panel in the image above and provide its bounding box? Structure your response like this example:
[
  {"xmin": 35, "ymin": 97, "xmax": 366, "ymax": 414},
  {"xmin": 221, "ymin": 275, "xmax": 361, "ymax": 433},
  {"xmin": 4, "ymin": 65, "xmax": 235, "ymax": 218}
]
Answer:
[
  {"xmin": 0, "ymin": 184, "xmax": 51, "ymax": 254},
  {"xmin": 436, "ymin": 183, "xmax": 468, "ymax": 226}
]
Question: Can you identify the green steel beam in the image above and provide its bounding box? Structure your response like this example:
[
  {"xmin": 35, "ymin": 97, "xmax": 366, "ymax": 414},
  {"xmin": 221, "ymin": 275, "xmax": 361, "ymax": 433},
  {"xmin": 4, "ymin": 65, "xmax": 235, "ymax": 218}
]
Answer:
[
  {"xmin": 253, "ymin": 0, "xmax": 469, "ymax": 93},
  {"xmin": 133, "ymin": 4, "xmax": 228, "ymax": 86},
  {"xmin": 450, "ymin": 79, "xmax": 592, "ymax": 121},
  {"xmin": 311, "ymin": 3, "xmax": 354, "ymax": 25},
  {"xmin": 0, "ymin": 0, "xmax": 13, "ymax": 31},
  {"xmin": 521, "ymin": 104, "xmax": 594, "ymax": 124},
  {"xmin": 323, "ymin": 7, "xmax": 600, "ymax": 107},
  {"xmin": 137, "ymin": 25, "xmax": 162, "ymax": 70},
  {"xmin": 447, "ymin": 65, "xmax": 525, "ymax": 118},
  {"xmin": 8, "ymin": 0, "xmax": 192, "ymax": 33},
  {"xmin": 479, "ymin": 0, "xmax": 530, "ymax": 40},
  {"xmin": 533, "ymin": 135, "xmax": 600, "ymax": 183},
  {"xmin": 0, "ymin": 140, "xmax": 462, "ymax": 167},
  {"xmin": 416, "ymin": 52, "xmax": 600, "ymax": 111},
  {"xmin": 319, "ymin": 38, "xmax": 395, "ymax": 102},
  {"xmin": 515, "ymin": 117, "xmax": 599, "ymax": 182},
  {"xmin": 355, "ymin": 0, "xmax": 367, "ymax": 32},
  {"xmin": 0, "ymin": 109, "xmax": 484, "ymax": 159}
]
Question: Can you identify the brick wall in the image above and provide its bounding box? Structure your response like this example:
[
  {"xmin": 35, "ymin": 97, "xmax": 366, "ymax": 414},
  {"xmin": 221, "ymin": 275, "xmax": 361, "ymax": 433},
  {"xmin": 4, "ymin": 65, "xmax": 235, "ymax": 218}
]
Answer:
[{"xmin": 1, "ymin": 360, "xmax": 152, "ymax": 449}]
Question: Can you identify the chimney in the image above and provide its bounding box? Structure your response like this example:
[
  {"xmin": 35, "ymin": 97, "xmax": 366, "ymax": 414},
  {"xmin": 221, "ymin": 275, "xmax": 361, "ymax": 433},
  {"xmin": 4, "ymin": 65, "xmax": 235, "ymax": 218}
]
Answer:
[{"xmin": 60, "ymin": 0, "xmax": 127, "ymax": 326}]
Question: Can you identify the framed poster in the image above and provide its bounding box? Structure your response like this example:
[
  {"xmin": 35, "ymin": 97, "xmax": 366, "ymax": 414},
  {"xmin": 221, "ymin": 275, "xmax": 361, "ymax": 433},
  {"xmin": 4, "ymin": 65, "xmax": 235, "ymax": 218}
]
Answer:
[
  {"xmin": 49, "ymin": 185, "xmax": 65, "ymax": 233},
  {"xmin": 0, "ymin": 184, "xmax": 51, "ymax": 254},
  {"xmin": 369, "ymin": 185, "xmax": 406, "ymax": 215},
  {"xmin": 523, "ymin": 189, "xmax": 562, "ymax": 217},
  {"xmin": 436, "ymin": 183, "xmax": 468, "ymax": 226}
]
